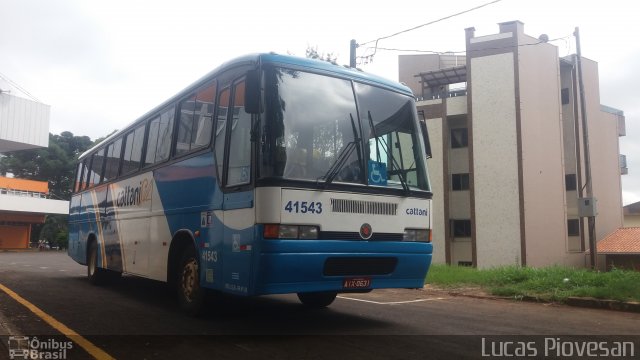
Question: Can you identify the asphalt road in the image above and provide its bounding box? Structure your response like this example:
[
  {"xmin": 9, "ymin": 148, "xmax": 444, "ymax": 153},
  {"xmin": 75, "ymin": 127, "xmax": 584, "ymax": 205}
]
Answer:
[{"xmin": 1, "ymin": 251, "xmax": 639, "ymax": 360}]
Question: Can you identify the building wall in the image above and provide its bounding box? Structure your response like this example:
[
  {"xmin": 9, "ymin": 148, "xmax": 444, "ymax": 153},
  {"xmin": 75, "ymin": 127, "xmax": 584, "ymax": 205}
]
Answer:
[
  {"xmin": 560, "ymin": 61, "xmax": 583, "ymax": 252},
  {"xmin": 516, "ymin": 32, "xmax": 574, "ymax": 267},
  {"xmin": 422, "ymin": 99, "xmax": 447, "ymax": 264},
  {"xmin": 0, "ymin": 225, "xmax": 29, "ymax": 248},
  {"xmin": 605, "ymin": 255, "xmax": 640, "ymax": 271},
  {"xmin": 580, "ymin": 57, "xmax": 624, "ymax": 241},
  {"xmin": 624, "ymin": 215, "xmax": 640, "ymax": 227},
  {"xmin": 470, "ymin": 52, "xmax": 522, "ymax": 268},
  {"xmin": 399, "ymin": 55, "xmax": 442, "ymax": 96}
]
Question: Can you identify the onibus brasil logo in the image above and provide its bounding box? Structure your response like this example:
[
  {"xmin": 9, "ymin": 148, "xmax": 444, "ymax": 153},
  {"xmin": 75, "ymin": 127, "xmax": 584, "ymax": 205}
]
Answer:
[{"xmin": 8, "ymin": 336, "xmax": 73, "ymax": 359}]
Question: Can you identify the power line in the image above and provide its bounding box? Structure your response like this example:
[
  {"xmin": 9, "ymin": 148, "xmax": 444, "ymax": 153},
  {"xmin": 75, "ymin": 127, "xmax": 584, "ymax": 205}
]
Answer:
[
  {"xmin": 353, "ymin": 0, "xmax": 504, "ymax": 66},
  {"xmin": 359, "ymin": 0, "xmax": 503, "ymax": 47},
  {"xmin": 364, "ymin": 35, "xmax": 572, "ymax": 56},
  {"xmin": 0, "ymin": 71, "xmax": 42, "ymax": 103}
]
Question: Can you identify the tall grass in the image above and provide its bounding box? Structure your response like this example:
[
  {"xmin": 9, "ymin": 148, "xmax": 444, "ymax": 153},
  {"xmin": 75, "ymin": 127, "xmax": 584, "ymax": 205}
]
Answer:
[{"xmin": 426, "ymin": 264, "xmax": 640, "ymax": 302}]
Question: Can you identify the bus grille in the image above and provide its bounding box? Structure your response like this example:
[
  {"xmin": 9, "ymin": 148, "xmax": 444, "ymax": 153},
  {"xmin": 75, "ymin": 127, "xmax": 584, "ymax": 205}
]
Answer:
[
  {"xmin": 330, "ymin": 198, "xmax": 397, "ymax": 215},
  {"xmin": 323, "ymin": 257, "xmax": 398, "ymax": 276},
  {"xmin": 320, "ymin": 231, "xmax": 403, "ymax": 241}
]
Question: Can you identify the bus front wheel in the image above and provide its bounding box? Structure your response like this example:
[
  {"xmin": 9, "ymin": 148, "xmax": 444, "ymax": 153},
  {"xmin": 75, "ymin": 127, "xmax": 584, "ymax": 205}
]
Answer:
[
  {"xmin": 177, "ymin": 246, "xmax": 204, "ymax": 316},
  {"xmin": 297, "ymin": 291, "xmax": 337, "ymax": 308}
]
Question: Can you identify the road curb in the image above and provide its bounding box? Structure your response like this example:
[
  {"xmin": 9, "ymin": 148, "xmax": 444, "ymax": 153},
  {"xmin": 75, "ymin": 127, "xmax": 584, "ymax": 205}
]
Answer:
[
  {"xmin": 1, "ymin": 249, "xmax": 54, "ymax": 253},
  {"xmin": 564, "ymin": 297, "xmax": 640, "ymax": 313},
  {"xmin": 425, "ymin": 286, "xmax": 640, "ymax": 313}
]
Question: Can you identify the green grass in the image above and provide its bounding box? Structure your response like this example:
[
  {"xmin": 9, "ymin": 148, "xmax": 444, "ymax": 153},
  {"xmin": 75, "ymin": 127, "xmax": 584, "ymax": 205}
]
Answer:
[{"xmin": 426, "ymin": 264, "xmax": 640, "ymax": 303}]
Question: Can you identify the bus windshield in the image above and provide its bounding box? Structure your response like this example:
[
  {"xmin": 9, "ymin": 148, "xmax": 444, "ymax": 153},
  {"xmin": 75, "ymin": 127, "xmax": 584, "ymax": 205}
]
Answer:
[{"xmin": 261, "ymin": 66, "xmax": 430, "ymax": 192}]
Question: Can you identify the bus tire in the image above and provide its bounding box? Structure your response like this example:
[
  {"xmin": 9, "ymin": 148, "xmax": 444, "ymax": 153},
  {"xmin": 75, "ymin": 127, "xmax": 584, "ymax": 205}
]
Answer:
[
  {"xmin": 297, "ymin": 291, "xmax": 337, "ymax": 308},
  {"xmin": 87, "ymin": 241, "xmax": 110, "ymax": 285},
  {"xmin": 177, "ymin": 246, "xmax": 204, "ymax": 316}
]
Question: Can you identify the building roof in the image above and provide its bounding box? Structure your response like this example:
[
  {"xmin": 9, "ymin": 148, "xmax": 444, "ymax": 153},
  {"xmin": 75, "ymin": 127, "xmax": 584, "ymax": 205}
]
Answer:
[
  {"xmin": 623, "ymin": 201, "xmax": 640, "ymax": 215},
  {"xmin": 416, "ymin": 66, "xmax": 467, "ymax": 88},
  {"xmin": 597, "ymin": 228, "xmax": 640, "ymax": 254}
]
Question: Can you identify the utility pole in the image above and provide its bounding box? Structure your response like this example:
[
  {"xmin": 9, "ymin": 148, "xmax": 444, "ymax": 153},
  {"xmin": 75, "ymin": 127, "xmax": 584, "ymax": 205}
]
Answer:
[
  {"xmin": 349, "ymin": 39, "xmax": 358, "ymax": 68},
  {"xmin": 574, "ymin": 27, "xmax": 597, "ymax": 270}
]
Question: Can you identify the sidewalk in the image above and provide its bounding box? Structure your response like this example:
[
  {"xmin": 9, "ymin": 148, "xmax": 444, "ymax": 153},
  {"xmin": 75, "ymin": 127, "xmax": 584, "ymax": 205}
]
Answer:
[{"xmin": 423, "ymin": 284, "xmax": 640, "ymax": 313}]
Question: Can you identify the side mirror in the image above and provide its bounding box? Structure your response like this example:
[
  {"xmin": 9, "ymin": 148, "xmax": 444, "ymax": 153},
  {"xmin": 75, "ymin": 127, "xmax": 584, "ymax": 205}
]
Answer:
[{"xmin": 245, "ymin": 69, "xmax": 261, "ymax": 114}]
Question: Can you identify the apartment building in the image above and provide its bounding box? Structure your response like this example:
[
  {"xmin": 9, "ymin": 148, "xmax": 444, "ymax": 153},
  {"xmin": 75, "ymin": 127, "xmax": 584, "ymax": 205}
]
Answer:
[{"xmin": 399, "ymin": 21, "xmax": 625, "ymax": 268}]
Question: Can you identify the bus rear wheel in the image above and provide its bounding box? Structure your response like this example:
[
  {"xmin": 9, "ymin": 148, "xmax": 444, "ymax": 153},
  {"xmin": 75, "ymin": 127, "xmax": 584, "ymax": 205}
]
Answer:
[
  {"xmin": 87, "ymin": 241, "xmax": 119, "ymax": 285},
  {"xmin": 177, "ymin": 246, "xmax": 204, "ymax": 316},
  {"xmin": 297, "ymin": 291, "xmax": 338, "ymax": 308}
]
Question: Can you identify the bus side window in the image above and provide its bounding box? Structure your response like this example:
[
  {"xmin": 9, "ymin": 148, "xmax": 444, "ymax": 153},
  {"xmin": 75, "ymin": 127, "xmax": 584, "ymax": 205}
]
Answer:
[
  {"xmin": 226, "ymin": 80, "xmax": 251, "ymax": 186},
  {"xmin": 156, "ymin": 107, "xmax": 174, "ymax": 162},
  {"xmin": 104, "ymin": 138, "xmax": 123, "ymax": 182},
  {"xmin": 145, "ymin": 107, "xmax": 175, "ymax": 165},
  {"xmin": 144, "ymin": 116, "xmax": 161, "ymax": 167},
  {"xmin": 175, "ymin": 95, "xmax": 196, "ymax": 156},
  {"xmin": 193, "ymin": 82, "xmax": 216, "ymax": 149},
  {"xmin": 121, "ymin": 124, "xmax": 145, "ymax": 176},
  {"xmin": 89, "ymin": 148, "xmax": 106, "ymax": 187},
  {"xmin": 74, "ymin": 162, "xmax": 84, "ymax": 193},
  {"xmin": 214, "ymin": 87, "xmax": 230, "ymax": 182},
  {"xmin": 80, "ymin": 159, "xmax": 90, "ymax": 191},
  {"xmin": 175, "ymin": 81, "xmax": 215, "ymax": 157}
]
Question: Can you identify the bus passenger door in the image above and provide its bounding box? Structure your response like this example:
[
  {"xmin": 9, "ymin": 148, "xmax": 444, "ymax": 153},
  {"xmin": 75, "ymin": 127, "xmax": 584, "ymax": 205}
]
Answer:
[
  {"xmin": 218, "ymin": 79, "xmax": 256, "ymax": 295},
  {"xmin": 114, "ymin": 173, "xmax": 151, "ymax": 276}
]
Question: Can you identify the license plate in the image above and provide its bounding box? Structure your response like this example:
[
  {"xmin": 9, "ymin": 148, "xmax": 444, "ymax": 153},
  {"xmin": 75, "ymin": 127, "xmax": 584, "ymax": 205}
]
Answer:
[{"xmin": 342, "ymin": 277, "xmax": 371, "ymax": 289}]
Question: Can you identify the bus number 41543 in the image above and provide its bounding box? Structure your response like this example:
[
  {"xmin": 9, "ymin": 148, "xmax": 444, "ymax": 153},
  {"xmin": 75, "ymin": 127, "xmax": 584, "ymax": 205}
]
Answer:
[{"xmin": 284, "ymin": 201, "xmax": 323, "ymax": 214}]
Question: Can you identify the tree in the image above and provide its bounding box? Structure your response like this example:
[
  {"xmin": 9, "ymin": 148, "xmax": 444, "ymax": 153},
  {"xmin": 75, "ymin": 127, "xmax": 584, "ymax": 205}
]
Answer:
[
  {"xmin": 305, "ymin": 46, "xmax": 337, "ymax": 64},
  {"xmin": 38, "ymin": 214, "xmax": 69, "ymax": 249}
]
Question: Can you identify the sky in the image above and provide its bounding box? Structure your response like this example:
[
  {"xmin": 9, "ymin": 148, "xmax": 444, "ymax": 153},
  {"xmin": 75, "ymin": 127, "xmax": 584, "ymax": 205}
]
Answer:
[{"xmin": 0, "ymin": 0, "xmax": 637, "ymax": 204}]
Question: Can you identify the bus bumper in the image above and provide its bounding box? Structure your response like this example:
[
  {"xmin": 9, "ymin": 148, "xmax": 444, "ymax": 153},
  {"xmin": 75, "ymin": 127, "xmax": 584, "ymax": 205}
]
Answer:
[{"xmin": 253, "ymin": 240, "xmax": 432, "ymax": 295}]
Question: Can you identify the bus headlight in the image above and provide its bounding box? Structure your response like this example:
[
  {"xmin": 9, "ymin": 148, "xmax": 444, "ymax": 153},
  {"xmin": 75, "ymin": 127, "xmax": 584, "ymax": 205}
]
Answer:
[
  {"xmin": 403, "ymin": 229, "xmax": 431, "ymax": 242},
  {"xmin": 263, "ymin": 224, "xmax": 319, "ymax": 240}
]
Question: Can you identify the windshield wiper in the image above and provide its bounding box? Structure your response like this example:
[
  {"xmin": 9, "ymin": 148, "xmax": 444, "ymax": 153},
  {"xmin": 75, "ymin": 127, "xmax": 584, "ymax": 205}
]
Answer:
[
  {"xmin": 367, "ymin": 111, "xmax": 410, "ymax": 194},
  {"xmin": 319, "ymin": 114, "xmax": 364, "ymax": 186}
]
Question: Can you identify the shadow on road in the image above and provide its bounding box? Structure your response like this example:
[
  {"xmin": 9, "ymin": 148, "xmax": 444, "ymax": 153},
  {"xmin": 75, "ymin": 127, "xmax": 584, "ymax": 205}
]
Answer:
[{"xmin": 87, "ymin": 274, "xmax": 392, "ymax": 336}]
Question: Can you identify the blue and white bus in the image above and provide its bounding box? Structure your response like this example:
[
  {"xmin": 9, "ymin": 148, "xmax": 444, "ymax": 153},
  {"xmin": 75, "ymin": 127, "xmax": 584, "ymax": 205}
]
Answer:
[{"xmin": 68, "ymin": 53, "xmax": 433, "ymax": 313}]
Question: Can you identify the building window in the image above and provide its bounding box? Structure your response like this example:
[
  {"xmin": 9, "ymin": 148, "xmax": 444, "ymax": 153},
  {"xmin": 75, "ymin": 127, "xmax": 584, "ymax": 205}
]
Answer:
[
  {"xmin": 451, "ymin": 128, "xmax": 468, "ymax": 148},
  {"xmin": 561, "ymin": 88, "xmax": 570, "ymax": 105},
  {"xmin": 451, "ymin": 219, "xmax": 472, "ymax": 237},
  {"xmin": 458, "ymin": 261, "xmax": 473, "ymax": 267},
  {"xmin": 567, "ymin": 219, "xmax": 580, "ymax": 237},
  {"xmin": 565, "ymin": 174, "xmax": 577, "ymax": 191},
  {"xmin": 452, "ymin": 173, "xmax": 470, "ymax": 191}
]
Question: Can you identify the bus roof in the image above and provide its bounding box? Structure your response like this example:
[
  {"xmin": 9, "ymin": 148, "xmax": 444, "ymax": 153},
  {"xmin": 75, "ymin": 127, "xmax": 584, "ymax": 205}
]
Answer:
[{"xmin": 80, "ymin": 53, "xmax": 413, "ymax": 159}]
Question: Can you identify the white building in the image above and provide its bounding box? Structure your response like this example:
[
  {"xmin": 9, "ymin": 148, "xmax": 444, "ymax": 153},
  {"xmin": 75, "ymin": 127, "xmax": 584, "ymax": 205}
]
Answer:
[{"xmin": 0, "ymin": 90, "xmax": 68, "ymax": 249}]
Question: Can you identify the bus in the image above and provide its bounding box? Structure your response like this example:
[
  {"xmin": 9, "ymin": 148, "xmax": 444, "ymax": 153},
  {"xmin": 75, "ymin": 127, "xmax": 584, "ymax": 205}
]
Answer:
[{"xmin": 68, "ymin": 53, "xmax": 433, "ymax": 314}]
